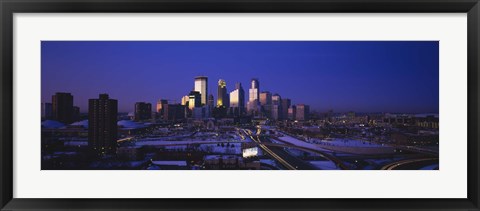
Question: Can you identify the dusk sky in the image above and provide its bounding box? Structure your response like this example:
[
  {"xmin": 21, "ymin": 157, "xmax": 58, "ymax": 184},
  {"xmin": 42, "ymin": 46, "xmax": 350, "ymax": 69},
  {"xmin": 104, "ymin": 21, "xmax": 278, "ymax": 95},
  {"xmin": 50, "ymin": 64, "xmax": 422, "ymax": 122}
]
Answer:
[{"xmin": 41, "ymin": 41, "xmax": 439, "ymax": 114}]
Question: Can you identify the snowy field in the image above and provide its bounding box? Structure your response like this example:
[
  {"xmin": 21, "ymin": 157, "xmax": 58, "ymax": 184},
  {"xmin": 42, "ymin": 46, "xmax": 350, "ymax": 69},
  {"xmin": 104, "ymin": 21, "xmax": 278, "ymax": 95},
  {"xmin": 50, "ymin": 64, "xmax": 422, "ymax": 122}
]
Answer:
[
  {"xmin": 277, "ymin": 133, "xmax": 394, "ymax": 155},
  {"xmin": 312, "ymin": 138, "xmax": 384, "ymax": 148}
]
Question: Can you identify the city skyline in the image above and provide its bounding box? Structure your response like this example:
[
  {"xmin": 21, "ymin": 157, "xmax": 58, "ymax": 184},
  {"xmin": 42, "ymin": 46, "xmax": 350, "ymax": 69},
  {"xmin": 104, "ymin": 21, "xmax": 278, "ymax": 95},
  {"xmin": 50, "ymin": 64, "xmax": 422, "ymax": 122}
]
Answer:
[{"xmin": 42, "ymin": 41, "xmax": 439, "ymax": 113}]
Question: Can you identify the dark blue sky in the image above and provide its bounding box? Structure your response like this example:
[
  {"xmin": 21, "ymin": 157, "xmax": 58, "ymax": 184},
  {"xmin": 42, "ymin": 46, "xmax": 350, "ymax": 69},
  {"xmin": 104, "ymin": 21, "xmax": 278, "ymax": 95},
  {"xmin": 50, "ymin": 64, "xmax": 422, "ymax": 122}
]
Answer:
[{"xmin": 41, "ymin": 41, "xmax": 439, "ymax": 113}]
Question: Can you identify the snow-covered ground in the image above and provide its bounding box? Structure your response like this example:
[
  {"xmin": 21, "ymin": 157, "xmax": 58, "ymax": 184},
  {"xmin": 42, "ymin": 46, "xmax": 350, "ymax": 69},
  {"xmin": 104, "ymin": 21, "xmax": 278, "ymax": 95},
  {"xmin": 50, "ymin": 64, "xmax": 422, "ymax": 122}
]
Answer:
[
  {"xmin": 277, "ymin": 133, "xmax": 393, "ymax": 155},
  {"xmin": 276, "ymin": 134, "xmax": 332, "ymax": 152},
  {"xmin": 311, "ymin": 138, "xmax": 384, "ymax": 148}
]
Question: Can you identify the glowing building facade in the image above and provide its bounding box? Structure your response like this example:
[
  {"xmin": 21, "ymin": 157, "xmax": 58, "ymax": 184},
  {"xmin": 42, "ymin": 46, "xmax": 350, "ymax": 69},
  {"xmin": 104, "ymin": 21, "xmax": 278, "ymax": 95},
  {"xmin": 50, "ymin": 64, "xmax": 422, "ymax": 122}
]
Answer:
[
  {"xmin": 247, "ymin": 78, "xmax": 260, "ymax": 116},
  {"xmin": 188, "ymin": 91, "xmax": 201, "ymax": 110},
  {"xmin": 217, "ymin": 79, "xmax": 228, "ymax": 108},
  {"xmin": 194, "ymin": 76, "xmax": 208, "ymax": 105},
  {"xmin": 229, "ymin": 82, "xmax": 245, "ymax": 116}
]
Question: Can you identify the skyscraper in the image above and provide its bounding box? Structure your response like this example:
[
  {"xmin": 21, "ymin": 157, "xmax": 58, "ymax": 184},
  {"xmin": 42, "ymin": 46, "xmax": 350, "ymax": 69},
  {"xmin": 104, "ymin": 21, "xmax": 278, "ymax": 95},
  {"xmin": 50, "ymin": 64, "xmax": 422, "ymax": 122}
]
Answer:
[
  {"xmin": 52, "ymin": 92, "xmax": 74, "ymax": 124},
  {"xmin": 194, "ymin": 76, "xmax": 208, "ymax": 105},
  {"xmin": 259, "ymin": 91, "xmax": 272, "ymax": 106},
  {"xmin": 188, "ymin": 91, "xmax": 202, "ymax": 110},
  {"xmin": 217, "ymin": 79, "xmax": 228, "ymax": 108},
  {"xmin": 88, "ymin": 94, "xmax": 118, "ymax": 155},
  {"xmin": 260, "ymin": 91, "xmax": 272, "ymax": 118},
  {"xmin": 272, "ymin": 94, "xmax": 282, "ymax": 120},
  {"xmin": 181, "ymin": 95, "xmax": 189, "ymax": 106},
  {"xmin": 229, "ymin": 82, "xmax": 245, "ymax": 116},
  {"xmin": 247, "ymin": 78, "xmax": 260, "ymax": 116},
  {"xmin": 134, "ymin": 102, "xmax": 152, "ymax": 121},
  {"xmin": 248, "ymin": 78, "xmax": 260, "ymax": 102}
]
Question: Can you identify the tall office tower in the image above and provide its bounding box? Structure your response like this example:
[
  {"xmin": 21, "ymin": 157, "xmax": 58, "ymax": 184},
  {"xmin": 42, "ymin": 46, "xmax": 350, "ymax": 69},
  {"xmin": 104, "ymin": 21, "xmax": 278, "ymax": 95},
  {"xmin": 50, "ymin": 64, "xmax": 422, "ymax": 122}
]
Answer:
[
  {"xmin": 188, "ymin": 91, "xmax": 202, "ymax": 110},
  {"xmin": 271, "ymin": 94, "xmax": 282, "ymax": 120},
  {"xmin": 52, "ymin": 92, "xmax": 74, "ymax": 124},
  {"xmin": 229, "ymin": 82, "xmax": 245, "ymax": 116},
  {"xmin": 248, "ymin": 78, "xmax": 260, "ymax": 102},
  {"xmin": 134, "ymin": 102, "xmax": 152, "ymax": 121},
  {"xmin": 260, "ymin": 91, "xmax": 272, "ymax": 118},
  {"xmin": 259, "ymin": 91, "xmax": 272, "ymax": 105},
  {"xmin": 247, "ymin": 78, "xmax": 260, "ymax": 115},
  {"xmin": 217, "ymin": 79, "xmax": 228, "ymax": 108},
  {"xmin": 194, "ymin": 76, "xmax": 208, "ymax": 105},
  {"xmin": 295, "ymin": 104, "xmax": 310, "ymax": 121},
  {"xmin": 281, "ymin": 98, "xmax": 291, "ymax": 121},
  {"xmin": 288, "ymin": 105, "xmax": 297, "ymax": 120},
  {"xmin": 88, "ymin": 94, "xmax": 118, "ymax": 155},
  {"xmin": 41, "ymin": 102, "xmax": 53, "ymax": 119},
  {"xmin": 181, "ymin": 95, "xmax": 189, "ymax": 106}
]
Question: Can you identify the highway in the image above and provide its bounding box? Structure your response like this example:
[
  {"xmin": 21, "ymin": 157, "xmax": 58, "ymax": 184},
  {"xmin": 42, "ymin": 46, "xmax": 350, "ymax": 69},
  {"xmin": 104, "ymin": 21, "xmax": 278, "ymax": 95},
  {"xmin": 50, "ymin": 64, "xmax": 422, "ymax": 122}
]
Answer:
[
  {"xmin": 270, "ymin": 136, "xmax": 350, "ymax": 170},
  {"xmin": 380, "ymin": 158, "xmax": 439, "ymax": 170},
  {"xmin": 242, "ymin": 129, "xmax": 297, "ymax": 170}
]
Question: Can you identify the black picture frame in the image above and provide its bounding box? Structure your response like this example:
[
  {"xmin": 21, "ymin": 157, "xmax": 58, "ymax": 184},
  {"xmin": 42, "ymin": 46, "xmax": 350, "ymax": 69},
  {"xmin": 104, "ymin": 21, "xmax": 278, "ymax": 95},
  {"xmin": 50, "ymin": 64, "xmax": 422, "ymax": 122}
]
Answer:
[{"xmin": 1, "ymin": 0, "xmax": 479, "ymax": 210}]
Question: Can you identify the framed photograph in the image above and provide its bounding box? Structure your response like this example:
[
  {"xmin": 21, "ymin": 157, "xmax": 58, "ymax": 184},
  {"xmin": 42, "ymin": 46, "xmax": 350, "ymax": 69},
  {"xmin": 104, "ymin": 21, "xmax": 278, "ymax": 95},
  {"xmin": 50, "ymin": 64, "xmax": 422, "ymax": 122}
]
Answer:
[{"xmin": 1, "ymin": 0, "xmax": 479, "ymax": 210}]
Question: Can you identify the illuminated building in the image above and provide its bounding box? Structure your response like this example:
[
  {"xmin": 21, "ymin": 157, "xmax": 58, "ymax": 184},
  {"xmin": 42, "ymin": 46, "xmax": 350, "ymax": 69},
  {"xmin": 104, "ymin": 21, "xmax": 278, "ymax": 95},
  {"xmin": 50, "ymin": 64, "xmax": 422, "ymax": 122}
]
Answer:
[
  {"xmin": 88, "ymin": 94, "xmax": 118, "ymax": 155},
  {"xmin": 229, "ymin": 82, "xmax": 245, "ymax": 116},
  {"xmin": 188, "ymin": 91, "xmax": 201, "ymax": 110},
  {"xmin": 217, "ymin": 79, "xmax": 229, "ymax": 108},
  {"xmin": 194, "ymin": 76, "xmax": 208, "ymax": 105},
  {"xmin": 52, "ymin": 92, "xmax": 74, "ymax": 124},
  {"xmin": 247, "ymin": 78, "xmax": 260, "ymax": 116},
  {"xmin": 248, "ymin": 78, "xmax": 260, "ymax": 102},
  {"xmin": 181, "ymin": 96, "xmax": 189, "ymax": 106},
  {"xmin": 134, "ymin": 102, "xmax": 152, "ymax": 121},
  {"xmin": 156, "ymin": 99, "xmax": 168, "ymax": 120}
]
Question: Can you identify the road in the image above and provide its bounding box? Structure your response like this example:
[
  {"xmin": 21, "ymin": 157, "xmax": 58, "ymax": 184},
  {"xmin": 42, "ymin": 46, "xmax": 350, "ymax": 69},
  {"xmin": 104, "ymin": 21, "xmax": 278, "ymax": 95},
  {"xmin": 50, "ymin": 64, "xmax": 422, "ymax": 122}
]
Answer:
[
  {"xmin": 380, "ymin": 158, "xmax": 439, "ymax": 170},
  {"xmin": 242, "ymin": 129, "xmax": 298, "ymax": 170}
]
